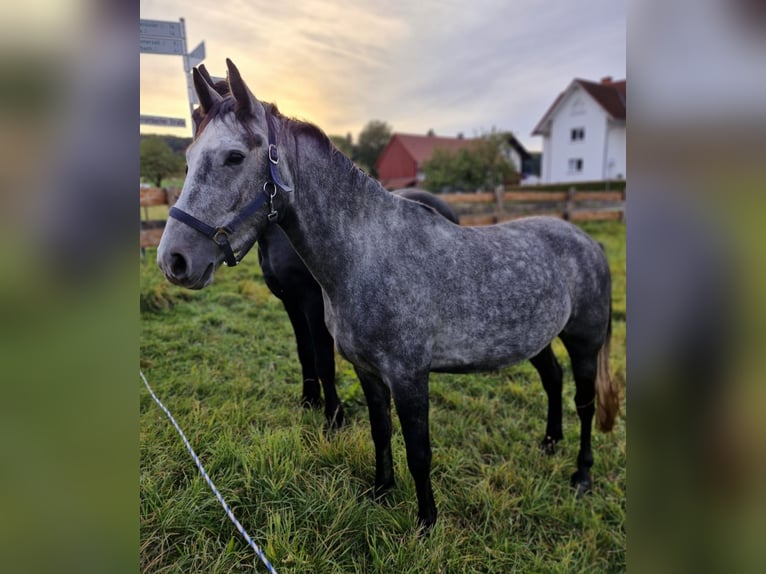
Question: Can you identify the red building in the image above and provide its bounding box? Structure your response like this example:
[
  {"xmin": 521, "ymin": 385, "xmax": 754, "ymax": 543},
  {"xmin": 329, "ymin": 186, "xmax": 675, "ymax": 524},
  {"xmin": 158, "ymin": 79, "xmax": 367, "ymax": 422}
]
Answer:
[
  {"xmin": 376, "ymin": 132, "xmax": 476, "ymax": 190},
  {"xmin": 376, "ymin": 131, "xmax": 533, "ymax": 190}
]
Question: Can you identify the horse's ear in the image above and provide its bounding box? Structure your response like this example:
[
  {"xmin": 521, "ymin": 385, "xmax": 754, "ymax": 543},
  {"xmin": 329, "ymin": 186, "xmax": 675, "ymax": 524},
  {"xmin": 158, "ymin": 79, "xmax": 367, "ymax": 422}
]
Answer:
[
  {"xmin": 197, "ymin": 64, "xmax": 215, "ymax": 88},
  {"xmin": 226, "ymin": 58, "xmax": 265, "ymax": 122},
  {"xmin": 192, "ymin": 67, "xmax": 222, "ymax": 114}
]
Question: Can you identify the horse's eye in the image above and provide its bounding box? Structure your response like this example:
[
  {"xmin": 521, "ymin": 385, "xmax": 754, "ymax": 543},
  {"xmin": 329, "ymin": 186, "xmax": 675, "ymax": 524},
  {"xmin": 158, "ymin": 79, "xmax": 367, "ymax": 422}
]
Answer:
[
  {"xmin": 225, "ymin": 151, "xmax": 246, "ymax": 166},
  {"xmin": 184, "ymin": 164, "xmax": 188, "ymax": 175}
]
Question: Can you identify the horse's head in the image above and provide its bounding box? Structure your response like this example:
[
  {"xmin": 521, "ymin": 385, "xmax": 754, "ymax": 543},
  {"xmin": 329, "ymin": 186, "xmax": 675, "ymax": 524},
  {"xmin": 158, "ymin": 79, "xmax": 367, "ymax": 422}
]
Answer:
[{"xmin": 157, "ymin": 59, "xmax": 294, "ymax": 289}]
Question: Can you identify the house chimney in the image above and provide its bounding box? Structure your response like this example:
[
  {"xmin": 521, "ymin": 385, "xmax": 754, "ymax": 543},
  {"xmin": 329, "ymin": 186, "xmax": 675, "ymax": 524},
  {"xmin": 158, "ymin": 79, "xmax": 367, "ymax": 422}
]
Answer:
[{"xmin": 601, "ymin": 76, "xmax": 613, "ymax": 84}]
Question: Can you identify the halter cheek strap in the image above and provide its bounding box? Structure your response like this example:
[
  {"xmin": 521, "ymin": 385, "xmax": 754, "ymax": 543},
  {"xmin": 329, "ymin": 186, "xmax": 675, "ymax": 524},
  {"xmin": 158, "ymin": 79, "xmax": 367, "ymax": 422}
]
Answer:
[
  {"xmin": 168, "ymin": 113, "xmax": 293, "ymax": 267},
  {"xmin": 265, "ymin": 113, "xmax": 293, "ymax": 194}
]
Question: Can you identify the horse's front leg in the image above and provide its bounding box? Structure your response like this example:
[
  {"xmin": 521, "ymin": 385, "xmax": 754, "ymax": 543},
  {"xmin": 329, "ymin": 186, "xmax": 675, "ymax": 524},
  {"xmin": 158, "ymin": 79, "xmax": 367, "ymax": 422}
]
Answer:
[
  {"xmin": 305, "ymin": 294, "xmax": 343, "ymax": 429},
  {"xmin": 562, "ymin": 336, "xmax": 598, "ymax": 496},
  {"xmin": 355, "ymin": 367, "xmax": 394, "ymax": 496},
  {"xmin": 390, "ymin": 372, "xmax": 437, "ymax": 531},
  {"xmin": 530, "ymin": 344, "xmax": 564, "ymax": 454},
  {"xmin": 282, "ymin": 300, "xmax": 322, "ymax": 409}
]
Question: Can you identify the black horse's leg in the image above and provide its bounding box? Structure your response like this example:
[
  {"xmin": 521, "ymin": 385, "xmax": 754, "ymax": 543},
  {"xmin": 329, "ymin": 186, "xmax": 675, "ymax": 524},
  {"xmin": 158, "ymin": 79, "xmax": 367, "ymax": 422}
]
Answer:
[
  {"xmin": 561, "ymin": 335, "xmax": 598, "ymax": 496},
  {"xmin": 530, "ymin": 344, "xmax": 564, "ymax": 454},
  {"xmin": 355, "ymin": 367, "xmax": 395, "ymax": 497},
  {"xmin": 282, "ymin": 300, "xmax": 321, "ymax": 409},
  {"xmin": 391, "ymin": 374, "xmax": 437, "ymax": 531},
  {"xmin": 305, "ymin": 297, "xmax": 343, "ymax": 429}
]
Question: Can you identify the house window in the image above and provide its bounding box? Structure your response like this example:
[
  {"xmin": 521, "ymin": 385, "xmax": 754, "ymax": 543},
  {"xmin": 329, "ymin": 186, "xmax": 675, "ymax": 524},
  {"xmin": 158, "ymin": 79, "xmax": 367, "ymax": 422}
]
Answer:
[
  {"xmin": 570, "ymin": 127, "xmax": 585, "ymax": 141},
  {"xmin": 568, "ymin": 158, "xmax": 583, "ymax": 173}
]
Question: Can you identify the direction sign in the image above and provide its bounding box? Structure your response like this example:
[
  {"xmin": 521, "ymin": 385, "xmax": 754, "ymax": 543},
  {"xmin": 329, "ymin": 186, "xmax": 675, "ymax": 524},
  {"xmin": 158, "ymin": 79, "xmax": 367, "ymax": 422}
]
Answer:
[
  {"xmin": 140, "ymin": 115, "xmax": 187, "ymax": 128},
  {"xmin": 188, "ymin": 41, "xmax": 206, "ymax": 68},
  {"xmin": 140, "ymin": 19, "xmax": 183, "ymax": 38},
  {"xmin": 140, "ymin": 37, "xmax": 185, "ymax": 55}
]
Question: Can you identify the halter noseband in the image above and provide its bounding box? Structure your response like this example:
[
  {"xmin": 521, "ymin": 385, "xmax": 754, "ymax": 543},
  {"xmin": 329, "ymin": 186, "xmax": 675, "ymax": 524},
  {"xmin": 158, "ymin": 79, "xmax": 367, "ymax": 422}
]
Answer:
[{"xmin": 168, "ymin": 113, "xmax": 293, "ymax": 267}]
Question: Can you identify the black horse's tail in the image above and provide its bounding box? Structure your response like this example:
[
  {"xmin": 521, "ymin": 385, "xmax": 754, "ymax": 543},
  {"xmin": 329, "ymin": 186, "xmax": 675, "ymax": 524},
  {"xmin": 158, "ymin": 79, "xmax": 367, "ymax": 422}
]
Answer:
[{"xmin": 596, "ymin": 259, "xmax": 619, "ymax": 432}]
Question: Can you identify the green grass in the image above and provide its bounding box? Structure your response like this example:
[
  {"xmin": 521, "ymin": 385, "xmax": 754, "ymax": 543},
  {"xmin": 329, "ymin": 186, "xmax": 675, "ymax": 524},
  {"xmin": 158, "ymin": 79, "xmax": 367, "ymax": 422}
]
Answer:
[{"xmin": 140, "ymin": 221, "xmax": 626, "ymax": 573}]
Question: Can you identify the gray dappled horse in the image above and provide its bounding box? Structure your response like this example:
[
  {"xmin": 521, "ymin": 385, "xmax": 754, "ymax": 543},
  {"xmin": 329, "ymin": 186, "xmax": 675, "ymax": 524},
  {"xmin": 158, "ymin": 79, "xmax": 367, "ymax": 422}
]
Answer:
[
  {"xmin": 258, "ymin": 188, "xmax": 456, "ymax": 429},
  {"xmin": 158, "ymin": 59, "xmax": 620, "ymax": 531},
  {"xmin": 190, "ymin": 65, "xmax": 459, "ymax": 430}
]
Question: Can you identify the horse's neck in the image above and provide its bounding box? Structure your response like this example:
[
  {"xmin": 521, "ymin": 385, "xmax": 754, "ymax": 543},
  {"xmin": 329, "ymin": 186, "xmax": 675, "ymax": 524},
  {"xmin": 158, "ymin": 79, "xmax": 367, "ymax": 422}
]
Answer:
[{"xmin": 278, "ymin": 129, "xmax": 394, "ymax": 293}]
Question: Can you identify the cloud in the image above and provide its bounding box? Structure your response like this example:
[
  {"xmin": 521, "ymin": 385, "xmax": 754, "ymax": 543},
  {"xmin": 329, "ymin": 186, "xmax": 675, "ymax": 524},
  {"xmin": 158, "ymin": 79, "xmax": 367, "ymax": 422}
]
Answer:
[{"xmin": 140, "ymin": 0, "xmax": 625, "ymax": 145}]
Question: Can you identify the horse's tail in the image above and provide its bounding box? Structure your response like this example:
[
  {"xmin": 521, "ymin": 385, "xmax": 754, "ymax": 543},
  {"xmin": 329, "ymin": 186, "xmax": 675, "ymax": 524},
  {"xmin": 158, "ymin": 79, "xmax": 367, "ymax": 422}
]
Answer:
[{"xmin": 596, "ymin": 289, "xmax": 620, "ymax": 432}]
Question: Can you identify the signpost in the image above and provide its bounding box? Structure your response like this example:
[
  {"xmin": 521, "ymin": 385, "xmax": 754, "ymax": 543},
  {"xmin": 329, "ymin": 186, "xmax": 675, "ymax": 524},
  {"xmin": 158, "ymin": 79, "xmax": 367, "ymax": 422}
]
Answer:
[
  {"xmin": 188, "ymin": 41, "xmax": 206, "ymax": 68},
  {"xmin": 140, "ymin": 19, "xmax": 183, "ymax": 38},
  {"xmin": 140, "ymin": 37, "xmax": 184, "ymax": 55},
  {"xmin": 140, "ymin": 17, "xmax": 205, "ymax": 133},
  {"xmin": 139, "ymin": 115, "xmax": 186, "ymax": 128}
]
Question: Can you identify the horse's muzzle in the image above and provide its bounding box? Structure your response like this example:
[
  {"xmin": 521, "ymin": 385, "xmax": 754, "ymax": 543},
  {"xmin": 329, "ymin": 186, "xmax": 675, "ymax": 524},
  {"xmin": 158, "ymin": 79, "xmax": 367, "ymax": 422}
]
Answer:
[{"xmin": 158, "ymin": 248, "xmax": 214, "ymax": 289}]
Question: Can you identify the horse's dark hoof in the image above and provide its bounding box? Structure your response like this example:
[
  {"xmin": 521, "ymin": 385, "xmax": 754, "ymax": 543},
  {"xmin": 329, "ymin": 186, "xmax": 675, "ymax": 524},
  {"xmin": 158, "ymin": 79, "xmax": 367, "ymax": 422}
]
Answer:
[
  {"xmin": 371, "ymin": 481, "xmax": 394, "ymax": 502},
  {"xmin": 540, "ymin": 435, "xmax": 559, "ymax": 455},
  {"xmin": 301, "ymin": 395, "xmax": 322, "ymax": 410},
  {"xmin": 570, "ymin": 470, "xmax": 592, "ymax": 497},
  {"xmin": 301, "ymin": 379, "xmax": 321, "ymax": 410},
  {"xmin": 325, "ymin": 406, "xmax": 344, "ymax": 431},
  {"xmin": 416, "ymin": 513, "xmax": 437, "ymax": 537}
]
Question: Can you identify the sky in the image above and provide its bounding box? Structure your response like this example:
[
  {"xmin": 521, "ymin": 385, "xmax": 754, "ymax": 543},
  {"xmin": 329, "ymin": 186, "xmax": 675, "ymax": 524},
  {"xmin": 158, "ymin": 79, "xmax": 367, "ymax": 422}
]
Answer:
[{"xmin": 140, "ymin": 0, "xmax": 626, "ymax": 151}]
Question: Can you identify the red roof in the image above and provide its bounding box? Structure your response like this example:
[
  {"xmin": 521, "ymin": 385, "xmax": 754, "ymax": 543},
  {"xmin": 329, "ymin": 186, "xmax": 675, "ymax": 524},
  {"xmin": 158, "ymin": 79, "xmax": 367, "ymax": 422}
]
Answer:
[
  {"xmin": 532, "ymin": 77, "xmax": 626, "ymax": 135},
  {"xmin": 578, "ymin": 78, "xmax": 626, "ymax": 120},
  {"xmin": 391, "ymin": 133, "xmax": 477, "ymax": 164}
]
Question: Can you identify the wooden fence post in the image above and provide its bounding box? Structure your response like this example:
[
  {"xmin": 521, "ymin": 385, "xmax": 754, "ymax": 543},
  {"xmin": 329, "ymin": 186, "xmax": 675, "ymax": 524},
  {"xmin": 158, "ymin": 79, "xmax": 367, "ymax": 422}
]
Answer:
[
  {"xmin": 493, "ymin": 185, "xmax": 505, "ymax": 221},
  {"xmin": 563, "ymin": 186, "xmax": 576, "ymax": 220},
  {"xmin": 619, "ymin": 187, "xmax": 626, "ymax": 223}
]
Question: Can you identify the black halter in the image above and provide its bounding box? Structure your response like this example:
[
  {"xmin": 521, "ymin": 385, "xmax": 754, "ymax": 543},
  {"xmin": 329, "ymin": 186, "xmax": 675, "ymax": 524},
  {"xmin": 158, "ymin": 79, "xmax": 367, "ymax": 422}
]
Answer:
[{"xmin": 168, "ymin": 113, "xmax": 293, "ymax": 267}]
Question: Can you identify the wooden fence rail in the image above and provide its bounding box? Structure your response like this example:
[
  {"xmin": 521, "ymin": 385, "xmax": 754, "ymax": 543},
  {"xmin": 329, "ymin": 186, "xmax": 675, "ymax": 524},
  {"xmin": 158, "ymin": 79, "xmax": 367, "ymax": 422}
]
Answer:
[
  {"xmin": 140, "ymin": 187, "xmax": 179, "ymax": 248},
  {"xmin": 140, "ymin": 185, "xmax": 624, "ymax": 248},
  {"xmin": 440, "ymin": 187, "xmax": 625, "ymax": 226}
]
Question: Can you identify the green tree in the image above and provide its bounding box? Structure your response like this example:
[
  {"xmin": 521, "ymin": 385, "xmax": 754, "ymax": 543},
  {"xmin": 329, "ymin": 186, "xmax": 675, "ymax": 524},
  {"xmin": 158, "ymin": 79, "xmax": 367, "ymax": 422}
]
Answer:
[
  {"xmin": 356, "ymin": 120, "xmax": 392, "ymax": 177},
  {"xmin": 140, "ymin": 136, "xmax": 184, "ymax": 187},
  {"xmin": 329, "ymin": 132, "xmax": 355, "ymax": 158},
  {"xmin": 421, "ymin": 130, "xmax": 517, "ymax": 193}
]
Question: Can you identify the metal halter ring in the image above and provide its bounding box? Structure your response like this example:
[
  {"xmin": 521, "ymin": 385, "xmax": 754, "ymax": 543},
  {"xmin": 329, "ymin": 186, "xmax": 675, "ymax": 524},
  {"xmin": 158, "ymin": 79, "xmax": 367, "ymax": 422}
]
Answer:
[
  {"xmin": 212, "ymin": 228, "xmax": 230, "ymax": 246},
  {"xmin": 268, "ymin": 144, "xmax": 279, "ymax": 165},
  {"xmin": 263, "ymin": 181, "xmax": 278, "ymax": 198}
]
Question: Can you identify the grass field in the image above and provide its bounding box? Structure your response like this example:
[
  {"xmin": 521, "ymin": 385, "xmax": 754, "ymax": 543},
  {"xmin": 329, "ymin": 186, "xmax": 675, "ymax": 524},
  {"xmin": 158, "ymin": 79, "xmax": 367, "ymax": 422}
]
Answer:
[{"xmin": 140, "ymin": 220, "xmax": 625, "ymax": 573}]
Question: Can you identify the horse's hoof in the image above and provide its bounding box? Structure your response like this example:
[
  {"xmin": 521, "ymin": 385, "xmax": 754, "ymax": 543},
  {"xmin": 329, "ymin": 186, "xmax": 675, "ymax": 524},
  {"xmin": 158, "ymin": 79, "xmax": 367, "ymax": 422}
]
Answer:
[
  {"xmin": 416, "ymin": 512, "xmax": 437, "ymax": 537},
  {"xmin": 301, "ymin": 379, "xmax": 321, "ymax": 409},
  {"xmin": 371, "ymin": 481, "xmax": 394, "ymax": 502},
  {"xmin": 570, "ymin": 470, "xmax": 592, "ymax": 497},
  {"xmin": 325, "ymin": 407, "xmax": 344, "ymax": 431},
  {"xmin": 540, "ymin": 435, "xmax": 559, "ymax": 455},
  {"xmin": 301, "ymin": 395, "xmax": 322, "ymax": 410}
]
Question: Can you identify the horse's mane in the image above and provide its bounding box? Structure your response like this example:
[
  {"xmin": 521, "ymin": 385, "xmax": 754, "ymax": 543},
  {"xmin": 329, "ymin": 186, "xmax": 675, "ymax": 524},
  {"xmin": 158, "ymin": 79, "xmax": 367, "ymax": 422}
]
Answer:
[{"xmin": 284, "ymin": 118, "xmax": 375, "ymax": 189}]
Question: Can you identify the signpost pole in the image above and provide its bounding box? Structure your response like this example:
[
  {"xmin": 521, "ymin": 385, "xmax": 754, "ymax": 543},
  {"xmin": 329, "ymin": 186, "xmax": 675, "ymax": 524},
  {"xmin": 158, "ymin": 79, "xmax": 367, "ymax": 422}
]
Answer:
[{"xmin": 179, "ymin": 18, "xmax": 195, "ymax": 133}]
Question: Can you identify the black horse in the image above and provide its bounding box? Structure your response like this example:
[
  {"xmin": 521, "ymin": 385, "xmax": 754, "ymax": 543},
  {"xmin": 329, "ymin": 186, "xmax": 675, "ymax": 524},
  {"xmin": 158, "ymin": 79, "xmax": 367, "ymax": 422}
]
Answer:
[{"xmin": 192, "ymin": 65, "xmax": 459, "ymax": 429}]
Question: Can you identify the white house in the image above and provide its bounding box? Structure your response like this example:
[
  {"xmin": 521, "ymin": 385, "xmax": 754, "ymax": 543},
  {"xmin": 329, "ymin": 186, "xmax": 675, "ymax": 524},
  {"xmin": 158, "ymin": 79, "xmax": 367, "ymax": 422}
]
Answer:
[{"xmin": 532, "ymin": 77, "xmax": 626, "ymax": 184}]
